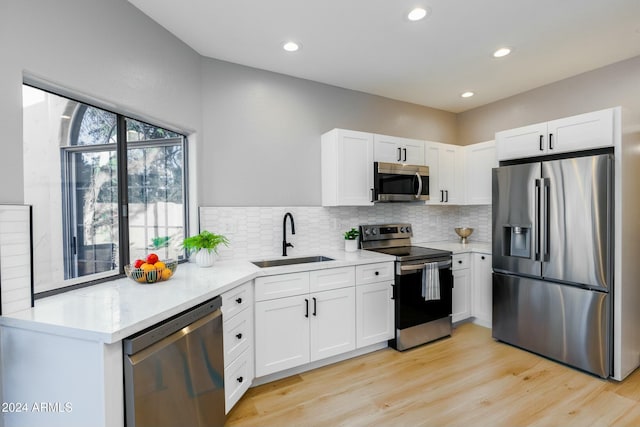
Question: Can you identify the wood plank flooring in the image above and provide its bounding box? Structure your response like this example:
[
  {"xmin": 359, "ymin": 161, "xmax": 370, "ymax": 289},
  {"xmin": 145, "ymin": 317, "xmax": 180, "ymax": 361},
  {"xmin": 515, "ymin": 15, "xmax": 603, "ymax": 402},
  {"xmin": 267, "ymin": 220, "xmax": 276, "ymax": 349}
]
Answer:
[{"xmin": 225, "ymin": 323, "xmax": 640, "ymax": 427}]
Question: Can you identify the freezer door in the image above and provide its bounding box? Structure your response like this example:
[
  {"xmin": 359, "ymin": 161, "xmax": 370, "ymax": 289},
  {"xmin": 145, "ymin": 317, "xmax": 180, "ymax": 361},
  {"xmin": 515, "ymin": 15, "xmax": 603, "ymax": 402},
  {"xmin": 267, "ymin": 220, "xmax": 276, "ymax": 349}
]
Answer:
[
  {"xmin": 492, "ymin": 162, "xmax": 542, "ymax": 277},
  {"xmin": 541, "ymin": 154, "xmax": 613, "ymax": 290},
  {"xmin": 493, "ymin": 273, "xmax": 610, "ymax": 378}
]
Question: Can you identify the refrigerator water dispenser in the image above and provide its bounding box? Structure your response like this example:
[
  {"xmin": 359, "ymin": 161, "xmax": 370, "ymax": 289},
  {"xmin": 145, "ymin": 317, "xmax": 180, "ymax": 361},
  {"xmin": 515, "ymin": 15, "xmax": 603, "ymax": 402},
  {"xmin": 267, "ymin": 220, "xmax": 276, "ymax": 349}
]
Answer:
[{"xmin": 503, "ymin": 226, "xmax": 531, "ymax": 258}]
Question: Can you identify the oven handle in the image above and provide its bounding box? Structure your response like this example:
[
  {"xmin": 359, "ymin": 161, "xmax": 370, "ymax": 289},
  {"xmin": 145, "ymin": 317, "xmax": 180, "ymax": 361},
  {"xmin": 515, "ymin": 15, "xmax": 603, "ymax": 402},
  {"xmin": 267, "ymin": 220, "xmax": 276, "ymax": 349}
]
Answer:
[{"xmin": 399, "ymin": 259, "xmax": 452, "ymax": 272}]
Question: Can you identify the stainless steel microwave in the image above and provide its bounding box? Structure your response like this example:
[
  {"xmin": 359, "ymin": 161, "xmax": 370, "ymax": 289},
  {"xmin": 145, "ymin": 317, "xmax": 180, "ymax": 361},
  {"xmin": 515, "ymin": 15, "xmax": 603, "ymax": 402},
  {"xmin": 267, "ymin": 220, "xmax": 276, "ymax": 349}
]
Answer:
[{"xmin": 373, "ymin": 162, "xmax": 429, "ymax": 202}]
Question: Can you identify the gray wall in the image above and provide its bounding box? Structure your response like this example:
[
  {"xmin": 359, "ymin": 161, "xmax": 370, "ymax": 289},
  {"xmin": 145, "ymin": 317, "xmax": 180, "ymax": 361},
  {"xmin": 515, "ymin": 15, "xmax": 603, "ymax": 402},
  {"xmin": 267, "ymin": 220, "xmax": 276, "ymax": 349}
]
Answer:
[
  {"xmin": 0, "ymin": 0, "xmax": 202, "ymax": 204},
  {"xmin": 200, "ymin": 58, "xmax": 457, "ymax": 206},
  {"xmin": 457, "ymin": 55, "xmax": 640, "ymax": 146}
]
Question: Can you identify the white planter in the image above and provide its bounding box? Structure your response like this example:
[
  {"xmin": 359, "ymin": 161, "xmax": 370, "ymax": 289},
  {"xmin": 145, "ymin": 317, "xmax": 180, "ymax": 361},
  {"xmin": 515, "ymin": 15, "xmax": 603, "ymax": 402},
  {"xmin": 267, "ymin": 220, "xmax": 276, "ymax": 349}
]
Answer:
[
  {"xmin": 344, "ymin": 239, "xmax": 358, "ymax": 252},
  {"xmin": 195, "ymin": 249, "xmax": 216, "ymax": 267}
]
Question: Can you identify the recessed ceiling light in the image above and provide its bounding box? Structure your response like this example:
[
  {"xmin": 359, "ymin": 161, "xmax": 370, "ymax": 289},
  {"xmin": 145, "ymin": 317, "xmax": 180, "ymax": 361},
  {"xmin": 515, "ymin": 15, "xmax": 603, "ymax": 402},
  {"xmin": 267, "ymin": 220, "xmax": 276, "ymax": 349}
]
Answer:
[
  {"xmin": 283, "ymin": 41, "xmax": 301, "ymax": 52},
  {"xmin": 493, "ymin": 47, "xmax": 511, "ymax": 58},
  {"xmin": 407, "ymin": 7, "xmax": 429, "ymax": 21},
  {"xmin": 461, "ymin": 91, "xmax": 475, "ymax": 98}
]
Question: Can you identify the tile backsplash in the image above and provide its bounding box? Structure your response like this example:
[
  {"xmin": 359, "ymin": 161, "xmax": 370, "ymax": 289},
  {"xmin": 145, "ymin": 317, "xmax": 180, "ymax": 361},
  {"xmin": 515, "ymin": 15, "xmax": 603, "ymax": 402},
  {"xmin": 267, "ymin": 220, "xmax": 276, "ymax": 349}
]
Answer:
[{"xmin": 200, "ymin": 204, "xmax": 491, "ymax": 261}]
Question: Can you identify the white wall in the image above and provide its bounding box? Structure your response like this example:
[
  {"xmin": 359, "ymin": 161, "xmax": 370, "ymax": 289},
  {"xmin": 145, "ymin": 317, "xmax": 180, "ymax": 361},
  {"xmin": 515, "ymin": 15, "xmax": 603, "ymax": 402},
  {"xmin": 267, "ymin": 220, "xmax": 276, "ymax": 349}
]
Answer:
[{"xmin": 0, "ymin": 0, "xmax": 202, "ymax": 204}]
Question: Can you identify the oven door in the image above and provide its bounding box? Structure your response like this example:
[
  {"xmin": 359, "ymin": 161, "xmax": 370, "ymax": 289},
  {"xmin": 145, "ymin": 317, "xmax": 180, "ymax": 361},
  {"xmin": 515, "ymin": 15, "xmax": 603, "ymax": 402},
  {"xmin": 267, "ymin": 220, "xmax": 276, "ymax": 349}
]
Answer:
[
  {"xmin": 374, "ymin": 162, "xmax": 429, "ymax": 202},
  {"xmin": 395, "ymin": 258, "xmax": 453, "ymax": 330}
]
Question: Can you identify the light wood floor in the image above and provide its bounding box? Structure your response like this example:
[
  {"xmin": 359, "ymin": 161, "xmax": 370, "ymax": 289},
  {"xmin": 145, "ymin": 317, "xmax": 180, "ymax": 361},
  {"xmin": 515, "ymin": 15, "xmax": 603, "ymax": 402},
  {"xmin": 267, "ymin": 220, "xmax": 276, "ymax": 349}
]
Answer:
[{"xmin": 225, "ymin": 323, "xmax": 640, "ymax": 427}]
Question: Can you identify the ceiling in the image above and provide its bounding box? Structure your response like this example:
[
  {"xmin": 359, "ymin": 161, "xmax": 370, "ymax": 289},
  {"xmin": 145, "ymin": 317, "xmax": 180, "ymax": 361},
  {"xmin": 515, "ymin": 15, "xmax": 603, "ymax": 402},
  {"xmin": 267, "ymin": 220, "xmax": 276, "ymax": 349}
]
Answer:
[{"xmin": 127, "ymin": 0, "xmax": 640, "ymax": 113}]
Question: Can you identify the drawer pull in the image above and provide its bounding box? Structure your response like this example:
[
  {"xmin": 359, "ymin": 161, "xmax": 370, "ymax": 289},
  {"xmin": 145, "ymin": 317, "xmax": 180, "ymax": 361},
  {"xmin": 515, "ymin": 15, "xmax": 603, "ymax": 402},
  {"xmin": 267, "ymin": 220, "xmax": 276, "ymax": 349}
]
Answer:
[
  {"xmin": 458, "ymin": 260, "xmax": 463, "ymax": 264},
  {"xmin": 481, "ymin": 256, "xmax": 485, "ymax": 260},
  {"xmin": 237, "ymin": 376, "xmax": 244, "ymax": 383},
  {"xmin": 236, "ymin": 333, "xmax": 243, "ymax": 340},
  {"xmin": 236, "ymin": 297, "xmax": 243, "ymax": 304},
  {"xmin": 375, "ymin": 271, "xmax": 379, "ymax": 276}
]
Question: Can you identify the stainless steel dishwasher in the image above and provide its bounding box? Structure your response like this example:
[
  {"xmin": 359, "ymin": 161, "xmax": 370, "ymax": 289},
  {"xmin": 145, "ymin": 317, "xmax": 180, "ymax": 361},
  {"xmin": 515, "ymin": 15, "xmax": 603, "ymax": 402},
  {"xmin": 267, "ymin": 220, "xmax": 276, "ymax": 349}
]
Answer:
[{"xmin": 123, "ymin": 296, "xmax": 225, "ymax": 427}]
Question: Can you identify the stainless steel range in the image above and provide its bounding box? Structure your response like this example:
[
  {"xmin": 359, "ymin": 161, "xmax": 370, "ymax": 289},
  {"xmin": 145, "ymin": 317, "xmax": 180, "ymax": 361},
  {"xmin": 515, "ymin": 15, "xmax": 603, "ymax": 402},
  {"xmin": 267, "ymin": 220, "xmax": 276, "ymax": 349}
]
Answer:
[{"xmin": 360, "ymin": 223, "xmax": 453, "ymax": 350}]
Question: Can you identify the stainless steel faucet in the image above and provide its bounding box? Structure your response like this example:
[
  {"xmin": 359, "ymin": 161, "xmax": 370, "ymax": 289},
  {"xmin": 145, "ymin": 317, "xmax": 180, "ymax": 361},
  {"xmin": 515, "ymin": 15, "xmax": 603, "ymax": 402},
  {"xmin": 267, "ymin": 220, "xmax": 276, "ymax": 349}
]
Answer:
[{"xmin": 282, "ymin": 212, "xmax": 295, "ymax": 256}]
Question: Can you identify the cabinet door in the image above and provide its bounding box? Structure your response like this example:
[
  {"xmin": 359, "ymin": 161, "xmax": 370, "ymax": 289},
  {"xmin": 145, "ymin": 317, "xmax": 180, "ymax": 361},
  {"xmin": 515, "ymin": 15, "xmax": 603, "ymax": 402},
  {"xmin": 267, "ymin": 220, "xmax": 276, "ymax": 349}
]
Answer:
[
  {"xmin": 496, "ymin": 122, "xmax": 548, "ymax": 161},
  {"xmin": 547, "ymin": 108, "xmax": 614, "ymax": 155},
  {"xmin": 356, "ymin": 282, "xmax": 394, "ymax": 348},
  {"xmin": 471, "ymin": 253, "xmax": 492, "ymax": 328},
  {"xmin": 403, "ymin": 139, "xmax": 425, "ymax": 165},
  {"xmin": 321, "ymin": 129, "xmax": 374, "ymax": 206},
  {"xmin": 424, "ymin": 141, "xmax": 441, "ymax": 202},
  {"xmin": 465, "ymin": 140, "xmax": 496, "ymax": 205},
  {"xmin": 255, "ymin": 295, "xmax": 310, "ymax": 377},
  {"xmin": 374, "ymin": 135, "xmax": 425, "ymax": 165},
  {"xmin": 452, "ymin": 268, "xmax": 471, "ymax": 323},
  {"xmin": 310, "ymin": 287, "xmax": 356, "ymax": 361},
  {"xmin": 373, "ymin": 134, "xmax": 402, "ymax": 163}
]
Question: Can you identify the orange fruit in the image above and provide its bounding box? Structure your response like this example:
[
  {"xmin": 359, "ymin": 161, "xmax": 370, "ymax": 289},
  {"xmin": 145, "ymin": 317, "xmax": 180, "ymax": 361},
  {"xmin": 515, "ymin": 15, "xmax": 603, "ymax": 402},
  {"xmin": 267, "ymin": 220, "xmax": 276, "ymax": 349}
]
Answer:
[
  {"xmin": 154, "ymin": 261, "xmax": 166, "ymax": 270},
  {"xmin": 161, "ymin": 269, "xmax": 173, "ymax": 280}
]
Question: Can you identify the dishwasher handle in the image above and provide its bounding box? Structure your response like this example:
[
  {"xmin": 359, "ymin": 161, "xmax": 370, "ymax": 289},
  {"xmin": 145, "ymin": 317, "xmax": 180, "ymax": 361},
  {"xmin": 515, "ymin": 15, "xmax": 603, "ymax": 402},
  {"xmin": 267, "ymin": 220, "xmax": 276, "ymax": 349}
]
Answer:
[{"xmin": 124, "ymin": 296, "xmax": 222, "ymax": 355}]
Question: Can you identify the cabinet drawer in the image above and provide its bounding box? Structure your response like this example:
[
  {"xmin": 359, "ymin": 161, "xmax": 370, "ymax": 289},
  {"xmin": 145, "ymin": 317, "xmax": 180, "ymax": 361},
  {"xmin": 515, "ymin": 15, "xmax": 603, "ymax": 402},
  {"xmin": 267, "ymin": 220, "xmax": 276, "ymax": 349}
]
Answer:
[
  {"xmin": 356, "ymin": 262, "xmax": 394, "ymax": 285},
  {"xmin": 224, "ymin": 347, "xmax": 253, "ymax": 414},
  {"xmin": 223, "ymin": 308, "xmax": 252, "ymax": 367},
  {"xmin": 255, "ymin": 272, "xmax": 310, "ymax": 301},
  {"xmin": 452, "ymin": 253, "xmax": 470, "ymax": 271},
  {"xmin": 309, "ymin": 266, "xmax": 355, "ymax": 292},
  {"xmin": 221, "ymin": 281, "xmax": 253, "ymax": 319}
]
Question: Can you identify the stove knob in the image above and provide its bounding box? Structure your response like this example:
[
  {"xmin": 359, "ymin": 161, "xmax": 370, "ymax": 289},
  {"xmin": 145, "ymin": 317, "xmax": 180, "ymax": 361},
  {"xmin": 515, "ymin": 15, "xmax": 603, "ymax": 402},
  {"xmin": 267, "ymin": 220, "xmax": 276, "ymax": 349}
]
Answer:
[
  {"xmin": 364, "ymin": 228, "xmax": 370, "ymax": 236},
  {"xmin": 400, "ymin": 227, "xmax": 405, "ymax": 233},
  {"xmin": 406, "ymin": 226, "xmax": 411, "ymax": 233},
  {"xmin": 372, "ymin": 229, "xmax": 377, "ymax": 235}
]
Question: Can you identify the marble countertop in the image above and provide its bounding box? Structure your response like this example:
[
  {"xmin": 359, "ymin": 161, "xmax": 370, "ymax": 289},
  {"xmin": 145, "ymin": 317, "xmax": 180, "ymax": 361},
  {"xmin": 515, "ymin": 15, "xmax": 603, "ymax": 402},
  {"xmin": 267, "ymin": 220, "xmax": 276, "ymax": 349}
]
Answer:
[
  {"xmin": 413, "ymin": 240, "xmax": 492, "ymax": 254},
  {"xmin": 0, "ymin": 250, "xmax": 393, "ymax": 344}
]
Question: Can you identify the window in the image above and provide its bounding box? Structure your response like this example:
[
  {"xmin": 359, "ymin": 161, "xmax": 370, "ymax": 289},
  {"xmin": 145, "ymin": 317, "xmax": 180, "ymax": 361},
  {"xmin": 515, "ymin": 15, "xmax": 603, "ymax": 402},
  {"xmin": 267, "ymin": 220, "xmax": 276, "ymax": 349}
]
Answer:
[{"xmin": 23, "ymin": 85, "xmax": 188, "ymax": 295}]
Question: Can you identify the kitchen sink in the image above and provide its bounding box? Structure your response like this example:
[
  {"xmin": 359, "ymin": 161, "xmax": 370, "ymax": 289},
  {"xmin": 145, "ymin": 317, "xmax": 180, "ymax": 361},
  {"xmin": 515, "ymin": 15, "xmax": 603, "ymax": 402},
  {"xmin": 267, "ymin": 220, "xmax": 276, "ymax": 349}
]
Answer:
[{"xmin": 251, "ymin": 255, "xmax": 334, "ymax": 268}]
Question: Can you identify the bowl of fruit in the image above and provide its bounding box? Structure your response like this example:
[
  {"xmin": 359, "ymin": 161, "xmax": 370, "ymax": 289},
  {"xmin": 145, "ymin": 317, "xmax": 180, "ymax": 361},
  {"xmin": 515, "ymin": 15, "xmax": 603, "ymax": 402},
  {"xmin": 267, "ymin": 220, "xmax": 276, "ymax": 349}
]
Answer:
[{"xmin": 125, "ymin": 253, "xmax": 178, "ymax": 284}]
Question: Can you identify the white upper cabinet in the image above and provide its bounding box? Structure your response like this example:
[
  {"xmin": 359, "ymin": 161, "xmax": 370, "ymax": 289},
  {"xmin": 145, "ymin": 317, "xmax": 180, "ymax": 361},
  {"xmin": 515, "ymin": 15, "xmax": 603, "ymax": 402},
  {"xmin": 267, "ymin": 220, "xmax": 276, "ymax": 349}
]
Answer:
[
  {"xmin": 496, "ymin": 108, "xmax": 614, "ymax": 161},
  {"xmin": 465, "ymin": 140, "xmax": 497, "ymax": 205},
  {"xmin": 373, "ymin": 134, "xmax": 425, "ymax": 165},
  {"xmin": 321, "ymin": 129, "xmax": 374, "ymax": 206},
  {"xmin": 424, "ymin": 141, "xmax": 464, "ymax": 204}
]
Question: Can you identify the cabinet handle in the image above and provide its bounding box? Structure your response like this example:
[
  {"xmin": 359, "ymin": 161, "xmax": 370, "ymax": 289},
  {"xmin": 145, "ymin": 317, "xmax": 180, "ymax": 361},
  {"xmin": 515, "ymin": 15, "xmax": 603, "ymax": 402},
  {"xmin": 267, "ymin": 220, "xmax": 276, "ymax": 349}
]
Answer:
[
  {"xmin": 397, "ymin": 147, "xmax": 402, "ymax": 162},
  {"xmin": 236, "ymin": 297, "xmax": 242, "ymax": 304},
  {"xmin": 549, "ymin": 133, "xmax": 554, "ymax": 150},
  {"xmin": 236, "ymin": 333, "xmax": 243, "ymax": 340},
  {"xmin": 539, "ymin": 135, "xmax": 544, "ymax": 151},
  {"xmin": 440, "ymin": 190, "xmax": 444, "ymax": 203},
  {"xmin": 403, "ymin": 148, "xmax": 407, "ymax": 162},
  {"xmin": 481, "ymin": 256, "xmax": 485, "ymax": 260},
  {"xmin": 237, "ymin": 376, "xmax": 244, "ymax": 383},
  {"xmin": 312, "ymin": 297, "xmax": 317, "ymax": 316},
  {"xmin": 458, "ymin": 260, "xmax": 463, "ymax": 264},
  {"xmin": 305, "ymin": 298, "xmax": 309, "ymax": 318},
  {"xmin": 445, "ymin": 190, "xmax": 449, "ymax": 203},
  {"xmin": 370, "ymin": 188, "xmax": 375, "ymax": 203},
  {"xmin": 375, "ymin": 271, "xmax": 379, "ymax": 276},
  {"xmin": 391, "ymin": 284, "xmax": 396, "ymax": 300}
]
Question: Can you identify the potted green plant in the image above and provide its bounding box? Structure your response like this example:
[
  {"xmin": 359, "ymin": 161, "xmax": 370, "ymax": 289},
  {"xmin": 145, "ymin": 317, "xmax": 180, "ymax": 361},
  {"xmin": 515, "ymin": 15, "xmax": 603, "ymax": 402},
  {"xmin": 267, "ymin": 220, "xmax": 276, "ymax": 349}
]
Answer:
[
  {"xmin": 343, "ymin": 227, "xmax": 359, "ymax": 252},
  {"xmin": 182, "ymin": 230, "xmax": 229, "ymax": 267}
]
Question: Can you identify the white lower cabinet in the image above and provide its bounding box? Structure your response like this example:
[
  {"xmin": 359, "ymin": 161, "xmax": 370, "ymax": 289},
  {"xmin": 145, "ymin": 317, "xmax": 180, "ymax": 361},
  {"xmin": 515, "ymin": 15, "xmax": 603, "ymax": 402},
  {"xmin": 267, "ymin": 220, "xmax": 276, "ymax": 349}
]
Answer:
[
  {"xmin": 471, "ymin": 253, "xmax": 492, "ymax": 328},
  {"xmin": 222, "ymin": 281, "xmax": 254, "ymax": 414},
  {"xmin": 451, "ymin": 253, "xmax": 471, "ymax": 322},
  {"xmin": 356, "ymin": 281, "xmax": 394, "ymax": 347},
  {"xmin": 254, "ymin": 268, "xmax": 356, "ymax": 378}
]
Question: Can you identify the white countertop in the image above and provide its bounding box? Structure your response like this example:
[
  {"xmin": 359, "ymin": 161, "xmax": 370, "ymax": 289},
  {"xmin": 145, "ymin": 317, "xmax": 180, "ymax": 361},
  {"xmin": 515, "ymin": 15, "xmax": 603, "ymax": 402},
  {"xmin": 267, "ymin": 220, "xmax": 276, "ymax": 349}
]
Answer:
[
  {"xmin": 0, "ymin": 250, "xmax": 393, "ymax": 344},
  {"xmin": 413, "ymin": 240, "xmax": 492, "ymax": 255}
]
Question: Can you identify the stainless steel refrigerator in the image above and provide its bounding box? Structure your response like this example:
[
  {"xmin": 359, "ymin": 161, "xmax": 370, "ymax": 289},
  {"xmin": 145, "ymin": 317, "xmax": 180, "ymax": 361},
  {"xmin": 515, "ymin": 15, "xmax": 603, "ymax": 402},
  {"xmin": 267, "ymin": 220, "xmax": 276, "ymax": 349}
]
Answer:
[{"xmin": 492, "ymin": 153, "xmax": 613, "ymax": 378}]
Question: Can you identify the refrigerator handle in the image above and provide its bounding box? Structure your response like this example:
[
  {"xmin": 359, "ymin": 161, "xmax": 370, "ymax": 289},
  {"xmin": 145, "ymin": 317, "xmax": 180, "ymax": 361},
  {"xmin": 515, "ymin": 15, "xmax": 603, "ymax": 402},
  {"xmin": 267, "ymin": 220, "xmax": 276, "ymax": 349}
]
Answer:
[
  {"xmin": 543, "ymin": 178, "xmax": 551, "ymax": 262},
  {"xmin": 535, "ymin": 179, "xmax": 541, "ymax": 261}
]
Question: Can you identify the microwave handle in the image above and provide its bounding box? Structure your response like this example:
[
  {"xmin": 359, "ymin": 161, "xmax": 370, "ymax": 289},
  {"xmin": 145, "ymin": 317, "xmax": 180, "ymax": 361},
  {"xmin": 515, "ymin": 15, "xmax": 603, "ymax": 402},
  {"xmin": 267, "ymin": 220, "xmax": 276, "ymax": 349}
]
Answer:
[{"xmin": 415, "ymin": 172, "xmax": 423, "ymax": 199}]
